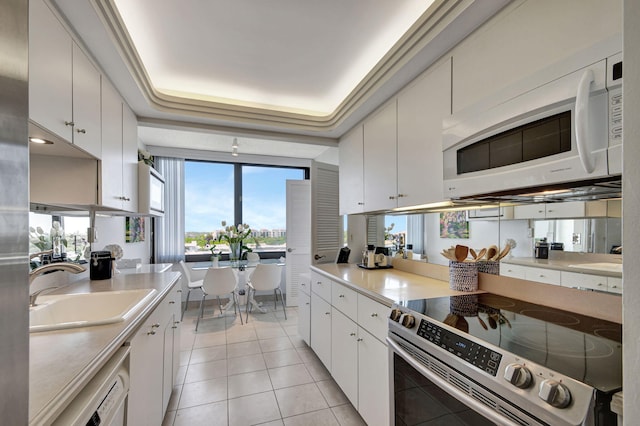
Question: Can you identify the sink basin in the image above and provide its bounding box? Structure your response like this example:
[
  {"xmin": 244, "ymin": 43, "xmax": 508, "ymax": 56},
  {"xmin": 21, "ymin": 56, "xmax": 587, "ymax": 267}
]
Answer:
[
  {"xmin": 30, "ymin": 288, "xmax": 157, "ymax": 333},
  {"xmin": 567, "ymin": 262, "xmax": 623, "ymax": 273}
]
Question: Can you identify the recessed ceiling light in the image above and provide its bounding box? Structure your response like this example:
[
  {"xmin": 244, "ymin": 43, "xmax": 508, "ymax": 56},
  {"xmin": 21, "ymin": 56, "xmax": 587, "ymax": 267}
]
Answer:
[{"xmin": 29, "ymin": 137, "xmax": 53, "ymax": 145}]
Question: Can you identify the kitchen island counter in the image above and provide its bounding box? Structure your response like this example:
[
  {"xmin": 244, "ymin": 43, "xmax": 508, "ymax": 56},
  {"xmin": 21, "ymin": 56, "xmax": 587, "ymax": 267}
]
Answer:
[{"xmin": 29, "ymin": 269, "xmax": 180, "ymax": 425}]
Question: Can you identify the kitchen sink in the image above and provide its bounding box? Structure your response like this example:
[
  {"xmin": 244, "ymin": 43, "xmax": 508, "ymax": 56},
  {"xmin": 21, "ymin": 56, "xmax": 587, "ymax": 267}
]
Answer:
[
  {"xmin": 29, "ymin": 288, "xmax": 157, "ymax": 333},
  {"xmin": 567, "ymin": 262, "xmax": 623, "ymax": 273}
]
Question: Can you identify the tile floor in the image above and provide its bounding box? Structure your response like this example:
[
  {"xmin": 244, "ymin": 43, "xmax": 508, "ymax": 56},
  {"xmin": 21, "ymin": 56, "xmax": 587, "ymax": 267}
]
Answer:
[{"xmin": 162, "ymin": 298, "xmax": 367, "ymax": 426}]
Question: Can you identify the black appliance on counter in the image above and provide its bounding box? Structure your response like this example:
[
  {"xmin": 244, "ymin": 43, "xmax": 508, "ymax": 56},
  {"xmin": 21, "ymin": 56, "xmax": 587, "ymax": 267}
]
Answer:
[
  {"xmin": 89, "ymin": 251, "xmax": 113, "ymax": 280},
  {"xmin": 388, "ymin": 293, "xmax": 622, "ymax": 425}
]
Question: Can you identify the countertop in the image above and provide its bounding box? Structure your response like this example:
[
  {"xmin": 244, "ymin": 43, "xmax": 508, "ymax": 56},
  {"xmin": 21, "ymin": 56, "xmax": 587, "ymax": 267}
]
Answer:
[
  {"xmin": 501, "ymin": 256, "xmax": 622, "ymax": 278},
  {"xmin": 29, "ymin": 269, "xmax": 180, "ymax": 425},
  {"xmin": 311, "ymin": 263, "xmax": 481, "ymax": 307}
]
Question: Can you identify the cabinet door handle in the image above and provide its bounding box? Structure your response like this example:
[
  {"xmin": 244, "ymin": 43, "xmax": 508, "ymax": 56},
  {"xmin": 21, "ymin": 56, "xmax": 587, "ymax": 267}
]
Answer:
[
  {"xmin": 325, "ymin": 312, "xmax": 330, "ymax": 315},
  {"xmin": 305, "ymin": 302, "xmax": 310, "ymax": 305},
  {"xmin": 177, "ymin": 289, "xmax": 182, "ymax": 293},
  {"xmin": 388, "ymin": 195, "xmax": 396, "ymax": 200},
  {"xmin": 76, "ymin": 128, "xmax": 86, "ymax": 134},
  {"xmin": 147, "ymin": 330, "xmax": 156, "ymax": 335},
  {"xmin": 357, "ymin": 338, "xmax": 363, "ymax": 342},
  {"xmin": 350, "ymin": 333, "xmax": 356, "ymax": 337},
  {"xmin": 397, "ymin": 194, "xmax": 406, "ymax": 198},
  {"xmin": 174, "ymin": 320, "xmax": 180, "ymax": 325},
  {"xmin": 64, "ymin": 120, "xmax": 74, "ymax": 127},
  {"xmin": 152, "ymin": 323, "xmax": 160, "ymax": 328},
  {"xmin": 371, "ymin": 313, "xmax": 378, "ymax": 317},
  {"xmin": 169, "ymin": 301, "xmax": 175, "ymax": 304},
  {"xmin": 339, "ymin": 294, "xmax": 345, "ymax": 298},
  {"xmin": 357, "ymin": 202, "xmax": 364, "ymax": 205},
  {"xmin": 172, "ymin": 326, "xmax": 178, "ymax": 329}
]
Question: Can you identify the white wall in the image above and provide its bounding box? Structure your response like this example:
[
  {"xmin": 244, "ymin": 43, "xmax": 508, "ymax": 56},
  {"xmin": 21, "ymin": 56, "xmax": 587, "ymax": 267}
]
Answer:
[
  {"xmin": 94, "ymin": 216, "xmax": 151, "ymax": 264},
  {"xmin": 623, "ymin": 0, "xmax": 640, "ymax": 420}
]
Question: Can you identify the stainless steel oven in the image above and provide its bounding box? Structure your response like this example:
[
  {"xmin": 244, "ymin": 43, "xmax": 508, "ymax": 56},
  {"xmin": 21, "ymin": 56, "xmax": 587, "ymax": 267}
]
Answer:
[{"xmin": 388, "ymin": 294, "xmax": 621, "ymax": 425}]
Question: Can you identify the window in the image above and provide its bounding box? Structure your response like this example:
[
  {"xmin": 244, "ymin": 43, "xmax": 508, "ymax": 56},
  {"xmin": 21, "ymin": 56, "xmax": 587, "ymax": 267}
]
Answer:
[{"xmin": 184, "ymin": 161, "xmax": 306, "ymax": 260}]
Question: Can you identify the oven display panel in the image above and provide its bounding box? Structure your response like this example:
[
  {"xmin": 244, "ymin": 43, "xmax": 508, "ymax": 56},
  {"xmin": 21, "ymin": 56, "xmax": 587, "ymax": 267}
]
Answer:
[{"xmin": 417, "ymin": 319, "xmax": 502, "ymax": 376}]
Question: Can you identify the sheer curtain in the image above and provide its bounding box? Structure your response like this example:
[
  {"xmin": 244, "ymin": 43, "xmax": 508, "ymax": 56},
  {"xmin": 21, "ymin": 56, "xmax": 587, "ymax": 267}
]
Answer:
[{"xmin": 155, "ymin": 157, "xmax": 185, "ymax": 263}]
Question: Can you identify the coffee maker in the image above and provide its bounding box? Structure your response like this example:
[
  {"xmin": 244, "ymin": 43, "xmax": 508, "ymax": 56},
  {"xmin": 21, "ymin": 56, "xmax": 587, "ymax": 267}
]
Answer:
[{"xmin": 90, "ymin": 251, "xmax": 113, "ymax": 280}]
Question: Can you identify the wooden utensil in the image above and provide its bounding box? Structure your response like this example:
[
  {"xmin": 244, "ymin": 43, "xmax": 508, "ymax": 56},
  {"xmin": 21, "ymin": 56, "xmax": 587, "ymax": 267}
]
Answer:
[
  {"xmin": 454, "ymin": 245, "xmax": 469, "ymax": 262},
  {"xmin": 487, "ymin": 313, "xmax": 498, "ymax": 329},
  {"xmin": 476, "ymin": 248, "xmax": 487, "ymax": 260},
  {"xmin": 496, "ymin": 245, "xmax": 511, "ymax": 260},
  {"xmin": 486, "ymin": 245, "xmax": 498, "ymax": 261},
  {"xmin": 477, "ymin": 316, "xmax": 488, "ymax": 330},
  {"xmin": 470, "ymin": 248, "xmax": 478, "ymax": 260}
]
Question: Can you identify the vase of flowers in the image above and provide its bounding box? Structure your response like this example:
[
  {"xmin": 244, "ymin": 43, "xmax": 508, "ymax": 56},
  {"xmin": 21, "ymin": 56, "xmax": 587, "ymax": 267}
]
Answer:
[{"xmin": 218, "ymin": 221, "xmax": 252, "ymax": 267}]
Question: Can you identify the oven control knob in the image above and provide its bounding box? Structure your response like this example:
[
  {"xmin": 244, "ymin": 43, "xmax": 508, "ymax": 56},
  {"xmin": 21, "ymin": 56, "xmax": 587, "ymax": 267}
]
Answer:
[
  {"xmin": 538, "ymin": 379, "xmax": 571, "ymax": 408},
  {"xmin": 504, "ymin": 363, "xmax": 532, "ymax": 389},
  {"xmin": 389, "ymin": 309, "xmax": 402, "ymax": 322},
  {"xmin": 400, "ymin": 314, "xmax": 416, "ymax": 329}
]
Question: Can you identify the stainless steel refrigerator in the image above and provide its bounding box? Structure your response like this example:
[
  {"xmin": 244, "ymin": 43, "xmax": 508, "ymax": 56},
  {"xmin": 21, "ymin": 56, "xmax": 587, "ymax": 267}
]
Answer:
[{"xmin": 0, "ymin": 0, "xmax": 29, "ymax": 422}]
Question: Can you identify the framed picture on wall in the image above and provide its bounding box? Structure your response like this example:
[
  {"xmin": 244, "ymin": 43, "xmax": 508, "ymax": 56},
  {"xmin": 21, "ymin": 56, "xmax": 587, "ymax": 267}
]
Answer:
[
  {"xmin": 440, "ymin": 211, "xmax": 469, "ymax": 239},
  {"xmin": 125, "ymin": 217, "xmax": 145, "ymax": 243}
]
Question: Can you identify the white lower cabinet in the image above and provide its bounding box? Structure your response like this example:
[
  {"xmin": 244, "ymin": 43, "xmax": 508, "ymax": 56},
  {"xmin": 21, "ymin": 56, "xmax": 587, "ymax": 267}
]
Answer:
[
  {"xmin": 298, "ymin": 291, "xmax": 311, "ymax": 345},
  {"xmin": 298, "ymin": 273, "xmax": 311, "ymax": 345},
  {"xmin": 128, "ymin": 283, "xmax": 180, "ymax": 426},
  {"xmin": 310, "ymin": 292, "xmax": 332, "ymax": 371},
  {"xmin": 331, "ymin": 309, "xmax": 359, "ymax": 407},
  {"xmin": 309, "ymin": 271, "xmax": 390, "ymax": 426},
  {"xmin": 357, "ymin": 326, "xmax": 389, "ymax": 426}
]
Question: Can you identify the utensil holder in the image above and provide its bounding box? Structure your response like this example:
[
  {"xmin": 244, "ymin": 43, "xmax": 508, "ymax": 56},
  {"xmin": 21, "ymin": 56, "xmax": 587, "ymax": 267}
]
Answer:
[
  {"xmin": 450, "ymin": 294, "xmax": 479, "ymax": 316},
  {"xmin": 477, "ymin": 261, "xmax": 500, "ymax": 275},
  {"xmin": 449, "ymin": 261, "xmax": 478, "ymax": 292}
]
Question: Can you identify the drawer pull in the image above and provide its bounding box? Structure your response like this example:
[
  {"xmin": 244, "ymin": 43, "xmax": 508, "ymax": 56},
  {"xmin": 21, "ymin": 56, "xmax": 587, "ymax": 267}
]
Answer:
[
  {"xmin": 371, "ymin": 313, "xmax": 378, "ymax": 317},
  {"xmin": 339, "ymin": 294, "xmax": 345, "ymax": 298},
  {"xmin": 177, "ymin": 289, "xmax": 182, "ymax": 293},
  {"xmin": 174, "ymin": 320, "xmax": 180, "ymax": 325},
  {"xmin": 325, "ymin": 312, "xmax": 330, "ymax": 315},
  {"xmin": 147, "ymin": 330, "xmax": 156, "ymax": 336},
  {"xmin": 305, "ymin": 302, "xmax": 310, "ymax": 305},
  {"xmin": 172, "ymin": 326, "xmax": 178, "ymax": 329},
  {"xmin": 350, "ymin": 332, "xmax": 356, "ymax": 337},
  {"xmin": 169, "ymin": 301, "xmax": 175, "ymax": 304},
  {"xmin": 357, "ymin": 338, "xmax": 363, "ymax": 342},
  {"xmin": 152, "ymin": 323, "xmax": 160, "ymax": 328}
]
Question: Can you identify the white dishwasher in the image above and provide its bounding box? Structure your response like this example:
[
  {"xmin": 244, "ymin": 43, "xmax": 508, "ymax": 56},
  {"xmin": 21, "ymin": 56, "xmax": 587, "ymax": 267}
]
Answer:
[{"xmin": 53, "ymin": 346, "xmax": 130, "ymax": 426}]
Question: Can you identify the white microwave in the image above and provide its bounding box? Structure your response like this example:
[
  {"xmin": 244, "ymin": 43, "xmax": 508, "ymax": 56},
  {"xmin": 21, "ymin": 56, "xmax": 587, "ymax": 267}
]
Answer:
[
  {"xmin": 442, "ymin": 53, "xmax": 622, "ymax": 200},
  {"xmin": 138, "ymin": 163, "xmax": 165, "ymax": 216}
]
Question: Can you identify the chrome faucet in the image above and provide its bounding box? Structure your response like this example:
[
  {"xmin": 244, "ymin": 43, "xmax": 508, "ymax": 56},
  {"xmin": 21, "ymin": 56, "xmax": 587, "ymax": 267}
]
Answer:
[{"xmin": 29, "ymin": 262, "xmax": 86, "ymax": 306}]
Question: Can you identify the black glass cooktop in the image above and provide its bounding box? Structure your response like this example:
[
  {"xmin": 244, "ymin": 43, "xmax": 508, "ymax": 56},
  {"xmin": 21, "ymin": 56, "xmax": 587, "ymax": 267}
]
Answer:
[{"xmin": 398, "ymin": 293, "xmax": 622, "ymax": 392}]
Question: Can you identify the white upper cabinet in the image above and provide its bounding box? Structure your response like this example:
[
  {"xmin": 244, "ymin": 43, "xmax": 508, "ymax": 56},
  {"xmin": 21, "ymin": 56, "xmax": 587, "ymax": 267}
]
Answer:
[
  {"xmin": 122, "ymin": 103, "xmax": 139, "ymax": 212},
  {"xmin": 363, "ymin": 100, "xmax": 398, "ymax": 212},
  {"xmin": 513, "ymin": 201, "xmax": 608, "ymax": 220},
  {"xmin": 339, "ymin": 125, "xmax": 364, "ymax": 215},
  {"xmin": 451, "ymin": 0, "xmax": 622, "ymax": 114},
  {"xmin": 397, "ymin": 58, "xmax": 451, "ymax": 208},
  {"xmin": 29, "ymin": 0, "xmax": 72, "ymax": 142},
  {"xmin": 100, "ymin": 79, "xmax": 138, "ymax": 212},
  {"xmin": 29, "ymin": 0, "xmax": 102, "ymax": 158},
  {"xmin": 71, "ymin": 43, "xmax": 102, "ymax": 158},
  {"xmin": 345, "ymin": 56, "xmax": 452, "ymax": 214}
]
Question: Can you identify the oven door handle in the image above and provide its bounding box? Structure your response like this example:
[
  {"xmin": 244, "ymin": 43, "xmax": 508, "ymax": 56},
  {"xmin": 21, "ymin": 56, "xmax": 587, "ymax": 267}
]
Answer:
[{"xmin": 387, "ymin": 337, "xmax": 522, "ymax": 426}]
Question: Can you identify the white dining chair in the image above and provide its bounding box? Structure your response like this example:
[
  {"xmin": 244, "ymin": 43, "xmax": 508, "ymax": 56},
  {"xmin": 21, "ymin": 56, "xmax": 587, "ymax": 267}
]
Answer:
[
  {"xmin": 178, "ymin": 260, "xmax": 203, "ymax": 320},
  {"xmin": 245, "ymin": 263, "xmax": 285, "ymax": 322},
  {"xmin": 196, "ymin": 267, "xmax": 243, "ymax": 330}
]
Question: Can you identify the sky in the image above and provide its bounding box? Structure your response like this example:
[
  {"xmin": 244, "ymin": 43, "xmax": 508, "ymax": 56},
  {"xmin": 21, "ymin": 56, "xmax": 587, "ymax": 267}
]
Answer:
[{"xmin": 184, "ymin": 161, "xmax": 304, "ymax": 233}]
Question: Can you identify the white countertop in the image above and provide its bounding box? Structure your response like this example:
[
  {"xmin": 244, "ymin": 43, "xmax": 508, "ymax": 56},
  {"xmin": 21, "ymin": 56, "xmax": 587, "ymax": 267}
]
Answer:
[
  {"xmin": 29, "ymin": 269, "xmax": 180, "ymax": 425},
  {"xmin": 311, "ymin": 263, "xmax": 481, "ymax": 306},
  {"xmin": 501, "ymin": 257, "xmax": 622, "ymax": 278}
]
